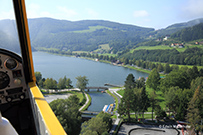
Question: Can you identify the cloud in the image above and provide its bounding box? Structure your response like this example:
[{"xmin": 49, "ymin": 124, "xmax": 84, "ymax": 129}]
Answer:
[
  {"xmin": 57, "ymin": 6, "xmax": 77, "ymax": 18},
  {"xmin": 133, "ymin": 10, "xmax": 149, "ymax": 18},
  {"xmin": 85, "ymin": 8, "xmax": 98, "ymax": 18},
  {"xmin": 26, "ymin": 3, "xmax": 78, "ymax": 20},
  {"xmin": 182, "ymin": 0, "xmax": 203, "ymax": 18},
  {"xmin": 0, "ymin": 10, "xmax": 15, "ymax": 20},
  {"xmin": 27, "ymin": 3, "xmax": 43, "ymax": 18}
]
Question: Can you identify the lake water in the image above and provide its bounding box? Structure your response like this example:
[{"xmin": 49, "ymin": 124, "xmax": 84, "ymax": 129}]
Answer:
[
  {"xmin": 32, "ymin": 51, "xmax": 149, "ymax": 111},
  {"xmin": 32, "ymin": 52, "xmax": 149, "ymax": 87}
]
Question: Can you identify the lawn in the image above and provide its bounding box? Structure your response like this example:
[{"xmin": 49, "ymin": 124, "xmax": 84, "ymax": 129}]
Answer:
[
  {"xmin": 73, "ymin": 26, "xmax": 112, "ymax": 33},
  {"xmin": 106, "ymin": 90, "xmax": 118, "ymax": 112},
  {"xmin": 116, "ymin": 86, "xmax": 166, "ymax": 111},
  {"xmin": 99, "ymin": 44, "xmax": 111, "ymax": 50},
  {"xmin": 130, "ymin": 44, "xmax": 203, "ymax": 53},
  {"xmin": 117, "ymin": 89, "xmax": 124, "ymax": 96},
  {"xmin": 132, "ymin": 45, "xmax": 172, "ymax": 52}
]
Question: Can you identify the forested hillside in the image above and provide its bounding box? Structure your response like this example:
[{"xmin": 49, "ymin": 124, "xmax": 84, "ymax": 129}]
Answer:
[
  {"xmin": 151, "ymin": 18, "xmax": 203, "ymax": 38},
  {"xmin": 119, "ymin": 47, "xmax": 203, "ymax": 66},
  {"xmin": 1, "ymin": 18, "xmax": 203, "ymax": 54},
  {"xmin": 28, "ymin": 18, "xmax": 154, "ymax": 52},
  {"xmin": 171, "ymin": 23, "xmax": 203, "ymax": 42}
]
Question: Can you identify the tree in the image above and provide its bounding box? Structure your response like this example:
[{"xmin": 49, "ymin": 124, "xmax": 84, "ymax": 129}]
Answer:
[
  {"xmin": 157, "ymin": 64, "xmax": 164, "ymax": 72},
  {"xmin": 49, "ymin": 95, "xmax": 82, "ymax": 135},
  {"xmin": 164, "ymin": 86, "xmax": 180, "ymax": 115},
  {"xmin": 66, "ymin": 78, "xmax": 73, "ymax": 88},
  {"xmin": 139, "ymin": 87, "xmax": 150, "ymax": 118},
  {"xmin": 149, "ymin": 90, "xmax": 158, "ymax": 121},
  {"xmin": 80, "ymin": 117, "xmax": 108, "ymax": 135},
  {"xmin": 190, "ymin": 77, "xmax": 203, "ymax": 118},
  {"xmin": 75, "ymin": 76, "xmax": 89, "ymax": 91},
  {"xmin": 155, "ymin": 105, "xmax": 166, "ymax": 118},
  {"xmin": 58, "ymin": 76, "xmax": 66, "ymax": 89},
  {"xmin": 135, "ymin": 77, "xmax": 145, "ymax": 88},
  {"xmin": 118, "ymin": 87, "xmax": 135, "ymax": 121},
  {"xmin": 146, "ymin": 68, "xmax": 160, "ymax": 91},
  {"xmin": 159, "ymin": 70, "xmax": 190, "ymax": 93},
  {"xmin": 57, "ymin": 76, "xmax": 72, "ymax": 89},
  {"xmin": 97, "ymin": 112, "xmax": 112, "ymax": 131},
  {"xmin": 44, "ymin": 78, "xmax": 57, "ymax": 89},
  {"xmin": 187, "ymin": 86, "xmax": 202, "ymax": 134},
  {"xmin": 164, "ymin": 63, "xmax": 171, "ymax": 74},
  {"xmin": 124, "ymin": 74, "xmax": 136, "ymax": 89},
  {"xmin": 35, "ymin": 71, "xmax": 42, "ymax": 82}
]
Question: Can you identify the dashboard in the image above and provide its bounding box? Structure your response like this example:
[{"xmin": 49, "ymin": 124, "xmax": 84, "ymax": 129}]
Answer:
[{"xmin": 0, "ymin": 49, "xmax": 28, "ymax": 104}]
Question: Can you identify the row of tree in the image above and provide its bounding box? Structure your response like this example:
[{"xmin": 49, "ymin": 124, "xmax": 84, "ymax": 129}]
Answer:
[
  {"xmin": 35, "ymin": 72, "xmax": 89, "ymax": 90},
  {"xmin": 35, "ymin": 72, "xmax": 73, "ymax": 89},
  {"xmin": 119, "ymin": 47, "xmax": 203, "ymax": 66}
]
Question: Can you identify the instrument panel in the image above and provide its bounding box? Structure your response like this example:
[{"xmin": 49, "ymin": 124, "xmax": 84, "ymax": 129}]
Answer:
[{"xmin": 0, "ymin": 49, "xmax": 28, "ymax": 104}]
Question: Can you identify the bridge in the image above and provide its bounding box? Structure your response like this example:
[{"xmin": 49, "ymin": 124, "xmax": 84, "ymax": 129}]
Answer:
[
  {"xmin": 82, "ymin": 111, "xmax": 100, "ymax": 115},
  {"xmin": 85, "ymin": 86, "xmax": 108, "ymax": 92}
]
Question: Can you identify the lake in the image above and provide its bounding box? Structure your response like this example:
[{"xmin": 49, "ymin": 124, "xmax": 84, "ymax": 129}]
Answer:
[
  {"xmin": 32, "ymin": 51, "xmax": 149, "ymax": 87},
  {"xmin": 32, "ymin": 51, "xmax": 149, "ymax": 111}
]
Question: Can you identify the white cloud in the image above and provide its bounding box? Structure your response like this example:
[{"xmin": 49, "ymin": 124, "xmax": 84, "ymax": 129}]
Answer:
[
  {"xmin": 0, "ymin": 10, "xmax": 15, "ymax": 20},
  {"xmin": 85, "ymin": 8, "xmax": 98, "ymax": 18},
  {"xmin": 133, "ymin": 10, "xmax": 149, "ymax": 18},
  {"xmin": 182, "ymin": 0, "xmax": 203, "ymax": 18},
  {"xmin": 26, "ymin": 3, "xmax": 78, "ymax": 20},
  {"xmin": 26, "ymin": 3, "xmax": 41, "ymax": 18},
  {"xmin": 57, "ymin": 6, "xmax": 77, "ymax": 18}
]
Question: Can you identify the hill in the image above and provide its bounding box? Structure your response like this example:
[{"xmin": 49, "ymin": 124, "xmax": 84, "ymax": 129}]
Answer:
[
  {"xmin": 28, "ymin": 18, "xmax": 154, "ymax": 53},
  {"xmin": 1, "ymin": 18, "xmax": 203, "ymax": 53},
  {"xmin": 171, "ymin": 23, "xmax": 203, "ymax": 42},
  {"xmin": 151, "ymin": 18, "xmax": 203, "ymax": 38}
]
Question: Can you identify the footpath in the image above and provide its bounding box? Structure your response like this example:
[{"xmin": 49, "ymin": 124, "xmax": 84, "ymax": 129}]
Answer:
[
  {"xmin": 108, "ymin": 88, "xmax": 123, "ymax": 134},
  {"xmin": 79, "ymin": 92, "xmax": 89, "ymax": 111}
]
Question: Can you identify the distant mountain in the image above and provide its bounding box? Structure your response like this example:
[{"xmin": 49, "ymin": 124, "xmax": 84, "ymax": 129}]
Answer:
[
  {"xmin": 0, "ymin": 19, "xmax": 20, "ymax": 52},
  {"xmin": 1, "ymin": 18, "xmax": 203, "ymax": 53},
  {"xmin": 28, "ymin": 18, "xmax": 154, "ymax": 52},
  {"xmin": 171, "ymin": 23, "xmax": 203, "ymax": 42},
  {"xmin": 0, "ymin": 19, "xmax": 36, "ymax": 53},
  {"xmin": 152, "ymin": 18, "xmax": 203, "ymax": 37}
]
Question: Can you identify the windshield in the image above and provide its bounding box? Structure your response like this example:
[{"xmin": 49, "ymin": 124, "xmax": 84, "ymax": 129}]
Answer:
[{"xmin": 0, "ymin": 0, "xmax": 21, "ymax": 56}]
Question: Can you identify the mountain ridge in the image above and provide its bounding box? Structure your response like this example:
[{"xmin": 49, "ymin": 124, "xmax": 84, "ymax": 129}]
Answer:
[{"xmin": 0, "ymin": 17, "xmax": 203, "ymax": 53}]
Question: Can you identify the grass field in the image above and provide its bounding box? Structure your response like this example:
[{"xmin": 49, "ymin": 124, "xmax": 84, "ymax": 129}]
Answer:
[
  {"xmin": 94, "ymin": 44, "xmax": 111, "ymax": 53},
  {"xmin": 73, "ymin": 26, "xmax": 112, "ymax": 33},
  {"xmin": 117, "ymin": 86, "xmax": 166, "ymax": 112},
  {"xmin": 72, "ymin": 51, "xmax": 88, "ymax": 54},
  {"xmin": 99, "ymin": 44, "xmax": 110, "ymax": 50},
  {"xmin": 131, "ymin": 44, "xmax": 203, "ymax": 53}
]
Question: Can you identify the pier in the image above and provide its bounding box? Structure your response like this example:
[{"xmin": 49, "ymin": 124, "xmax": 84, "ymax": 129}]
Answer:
[{"xmin": 104, "ymin": 83, "xmax": 122, "ymax": 87}]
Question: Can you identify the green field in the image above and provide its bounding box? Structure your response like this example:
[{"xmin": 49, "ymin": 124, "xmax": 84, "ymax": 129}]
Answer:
[
  {"xmin": 117, "ymin": 86, "xmax": 166, "ymax": 111},
  {"xmin": 72, "ymin": 51, "xmax": 88, "ymax": 54},
  {"xmin": 73, "ymin": 26, "xmax": 113, "ymax": 33},
  {"xmin": 99, "ymin": 44, "xmax": 111, "ymax": 50},
  {"xmin": 131, "ymin": 44, "xmax": 203, "ymax": 53}
]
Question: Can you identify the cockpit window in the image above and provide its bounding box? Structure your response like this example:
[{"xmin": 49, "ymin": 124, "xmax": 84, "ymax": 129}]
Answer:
[{"xmin": 0, "ymin": 0, "xmax": 21, "ymax": 56}]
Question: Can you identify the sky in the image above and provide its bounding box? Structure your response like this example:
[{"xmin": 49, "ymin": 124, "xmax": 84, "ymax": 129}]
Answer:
[{"xmin": 1, "ymin": 0, "xmax": 203, "ymax": 29}]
